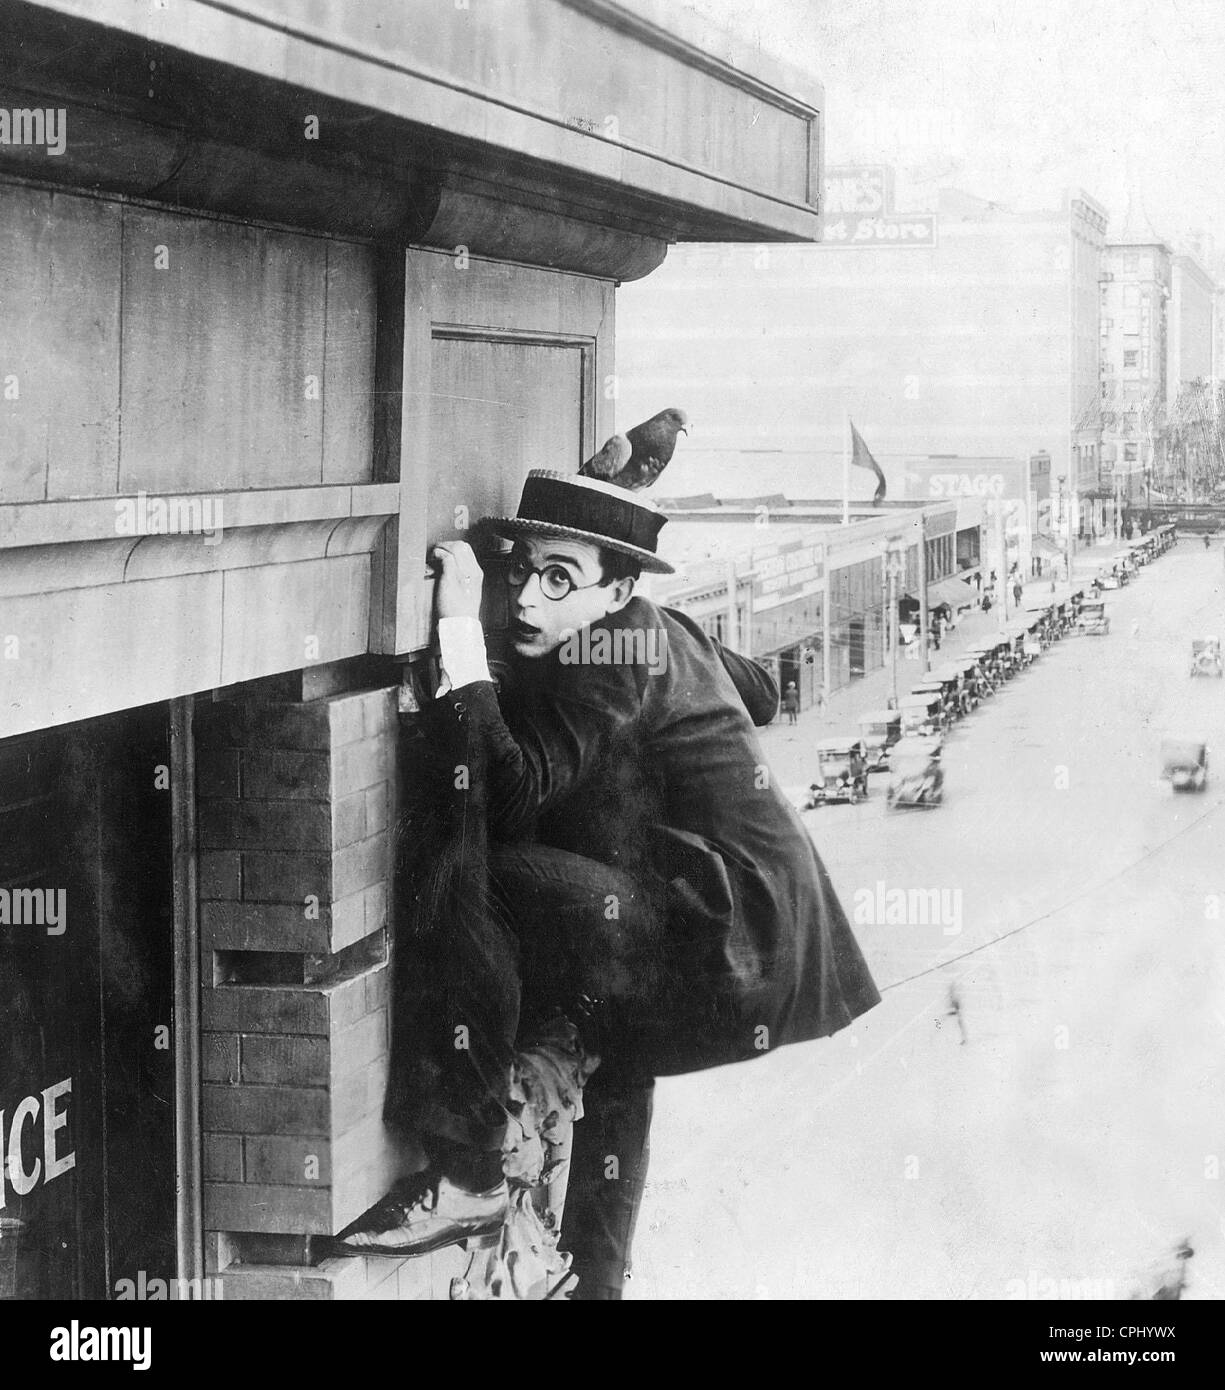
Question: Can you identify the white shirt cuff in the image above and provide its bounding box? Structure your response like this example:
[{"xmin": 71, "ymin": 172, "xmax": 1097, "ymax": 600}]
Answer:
[{"xmin": 435, "ymin": 616, "xmax": 491, "ymax": 696}]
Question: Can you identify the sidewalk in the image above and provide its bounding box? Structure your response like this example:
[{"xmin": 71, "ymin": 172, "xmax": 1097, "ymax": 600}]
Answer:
[{"xmin": 756, "ymin": 563, "xmax": 1099, "ymax": 769}]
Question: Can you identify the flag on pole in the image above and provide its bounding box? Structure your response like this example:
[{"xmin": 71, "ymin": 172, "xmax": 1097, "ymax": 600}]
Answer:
[
  {"xmin": 850, "ymin": 421, "xmax": 887, "ymax": 505},
  {"xmin": 842, "ymin": 411, "xmax": 851, "ymax": 524}
]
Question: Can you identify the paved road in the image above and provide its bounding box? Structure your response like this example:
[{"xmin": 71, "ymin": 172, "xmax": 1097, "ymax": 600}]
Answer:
[{"xmin": 630, "ymin": 540, "xmax": 1225, "ymax": 1300}]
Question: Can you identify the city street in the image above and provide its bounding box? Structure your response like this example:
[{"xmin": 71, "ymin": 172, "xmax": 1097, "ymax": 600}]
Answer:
[{"xmin": 632, "ymin": 539, "xmax": 1225, "ymax": 1300}]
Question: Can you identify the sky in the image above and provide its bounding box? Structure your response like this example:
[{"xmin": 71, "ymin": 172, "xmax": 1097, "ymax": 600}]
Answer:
[{"xmin": 681, "ymin": 0, "xmax": 1225, "ymax": 261}]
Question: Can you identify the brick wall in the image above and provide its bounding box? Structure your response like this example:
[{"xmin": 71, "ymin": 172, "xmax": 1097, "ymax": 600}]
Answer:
[{"xmin": 194, "ymin": 684, "xmax": 462, "ymax": 1299}]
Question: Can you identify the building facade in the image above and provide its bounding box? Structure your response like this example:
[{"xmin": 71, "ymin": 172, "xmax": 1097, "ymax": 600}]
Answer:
[
  {"xmin": 1168, "ymin": 252, "xmax": 1218, "ymax": 402},
  {"xmin": 1099, "ymin": 228, "xmax": 1171, "ymax": 513},
  {"xmin": 1165, "ymin": 252, "xmax": 1221, "ymax": 502},
  {"xmin": 0, "ymin": 0, "xmax": 824, "ymax": 1301},
  {"xmin": 648, "ymin": 498, "xmax": 967, "ymax": 706},
  {"xmin": 901, "ymin": 456, "xmax": 1033, "ymax": 584},
  {"xmin": 615, "ymin": 176, "xmax": 1107, "ymax": 550}
]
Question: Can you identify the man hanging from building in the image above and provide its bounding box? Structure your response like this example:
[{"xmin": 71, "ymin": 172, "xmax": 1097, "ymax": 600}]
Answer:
[{"xmin": 330, "ymin": 467, "xmax": 881, "ymax": 1299}]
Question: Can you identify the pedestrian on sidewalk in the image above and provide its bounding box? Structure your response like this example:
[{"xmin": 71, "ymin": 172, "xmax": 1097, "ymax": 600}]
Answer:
[
  {"xmin": 813, "ymin": 687, "xmax": 827, "ymax": 719},
  {"xmin": 1012, "ymin": 579, "xmax": 1023, "ymax": 608},
  {"xmin": 782, "ymin": 681, "xmax": 800, "ymax": 725}
]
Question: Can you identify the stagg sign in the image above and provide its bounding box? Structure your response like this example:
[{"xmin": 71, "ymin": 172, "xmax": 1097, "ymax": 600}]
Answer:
[
  {"xmin": 822, "ymin": 165, "xmax": 937, "ymax": 249},
  {"xmin": 903, "ymin": 460, "xmax": 1029, "ymax": 504}
]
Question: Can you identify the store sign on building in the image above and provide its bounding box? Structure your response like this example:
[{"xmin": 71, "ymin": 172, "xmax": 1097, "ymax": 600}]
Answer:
[
  {"xmin": 903, "ymin": 459, "xmax": 1029, "ymax": 503},
  {"xmin": 753, "ymin": 540, "xmax": 825, "ymax": 609},
  {"xmin": 0, "ymin": 1075, "xmax": 75, "ymax": 1208},
  {"xmin": 822, "ymin": 165, "xmax": 938, "ymax": 248}
]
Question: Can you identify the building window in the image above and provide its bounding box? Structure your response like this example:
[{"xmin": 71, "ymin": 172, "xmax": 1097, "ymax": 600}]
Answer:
[
  {"xmin": 925, "ymin": 533, "xmax": 954, "ymax": 581},
  {"xmin": 1123, "ymin": 284, "xmax": 1139, "ymax": 306},
  {"xmin": 1123, "ymin": 349, "xmax": 1139, "ymax": 368},
  {"xmin": 1124, "ymin": 444, "xmax": 1138, "ymax": 462},
  {"xmin": 1100, "ymin": 318, "xmax": 1111, "ymax": 337},
  {"xmin": 1123, "ymin": 254, "xmax": 1139, "ymax": 274}
]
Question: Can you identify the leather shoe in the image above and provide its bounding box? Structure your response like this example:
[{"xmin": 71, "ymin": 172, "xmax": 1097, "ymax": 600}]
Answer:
[{"xmin": 328, "ymin": 1171, "xmax": 508, "ymax": 1258}]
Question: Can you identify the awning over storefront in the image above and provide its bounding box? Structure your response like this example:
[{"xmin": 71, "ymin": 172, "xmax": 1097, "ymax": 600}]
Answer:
[
  {"xmin": 927, "ymin": 576, "xmax": 978, "ymax": 610},
  {"xmin": 1031, "ymin": 534, "xmax": 1064, "ymax": 558}
]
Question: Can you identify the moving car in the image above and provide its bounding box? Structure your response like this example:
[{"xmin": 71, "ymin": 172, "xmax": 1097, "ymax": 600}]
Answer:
[
  {"xmin": 1160, "ymin": 737, "xmax": 1208, "ymax": 792},
  {"xmin": 805, "ymin": 737, "xmax": 870, "ymax": 806},
  {"xmin": 1190, "ymin": 637, "xmax": 1222, "ymax": 677},
  {"xmin": 886, "ymin": 736, "xmax": 944, "ymax": 809}
]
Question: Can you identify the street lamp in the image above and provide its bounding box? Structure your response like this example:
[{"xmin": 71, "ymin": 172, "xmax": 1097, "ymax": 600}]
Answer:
[
  {"xmin": 885, "ymin": 537, "xmax": 904, "ymax": 709},
  {"xmin": 1057, "ymin": 475, "xmax": 1072, "ymax": 583}
]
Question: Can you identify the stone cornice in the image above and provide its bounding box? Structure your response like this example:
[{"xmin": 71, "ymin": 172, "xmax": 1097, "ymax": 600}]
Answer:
[{"xmin": 5, "ymin": 0, "xmax": 822, "ymax": 253}]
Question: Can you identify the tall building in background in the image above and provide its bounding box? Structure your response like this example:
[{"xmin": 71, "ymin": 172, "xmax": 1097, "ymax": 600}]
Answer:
[
  {"xmin": 616, "ymin": 174, "xmax": 1108, "ymax": 544},
  {"xmin": 1164, "ymin": 250, "xmax": 1221, "ymax": 500},
  {"xmin": 1168, "ymin": 252, "xmax": 1217, "ymax": 401},
  {"xmin": 1099, "ymin": 202, "xmax": 1171, "ymax": 514}
]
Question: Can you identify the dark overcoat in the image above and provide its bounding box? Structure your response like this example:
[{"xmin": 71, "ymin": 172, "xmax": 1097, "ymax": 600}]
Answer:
[{"xmin": 431, "ymin": 595, "xmax": 880, "ymax": 1077}]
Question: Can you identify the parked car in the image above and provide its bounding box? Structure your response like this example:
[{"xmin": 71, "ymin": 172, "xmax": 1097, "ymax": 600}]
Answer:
[
  {"xmin": 805, "ymin": 737, "xmax": 870, "ymax": 806},
  {"xmin": 899, "ymin": 690, "xmax": 944, "ymax": 738},
  {"xmin": 858, "ymin": 709, "xmax": 902, "ymax": 772},
  {"xmin": 1077, "ymin": 599, "xmax": 1110, "ymax": 636}
]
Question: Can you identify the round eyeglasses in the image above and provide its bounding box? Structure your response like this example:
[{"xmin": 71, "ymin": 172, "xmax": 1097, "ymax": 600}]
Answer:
[{"xmin": 505, "ymin": 555, "xmax": 609, "ymax": 601}]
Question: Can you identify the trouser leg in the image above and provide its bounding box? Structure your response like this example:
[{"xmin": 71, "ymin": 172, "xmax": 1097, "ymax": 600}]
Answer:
[
  {"xmin": 384, "ymin": 838, "xmax": 522, "ymax": 1161},
  {"xmin": 487, "ymin": 844, "xmax": 665, "ymax": 1290},
  {"xmin": 561, "ymin": 1067, "xmax": 655, "ymax": 1299},
  {"xmin": 387, "ymin": 840, "xmax": 659, "ymax": 1174},
  {"xmin": 487, "ymin": 842, "xmax": 668, "ymax": 1013}
]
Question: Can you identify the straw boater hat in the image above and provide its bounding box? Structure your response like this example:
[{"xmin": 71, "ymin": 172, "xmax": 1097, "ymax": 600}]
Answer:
[{"xmin": 486, "ymin": 469, "xmax": 675, "ymax": 574}]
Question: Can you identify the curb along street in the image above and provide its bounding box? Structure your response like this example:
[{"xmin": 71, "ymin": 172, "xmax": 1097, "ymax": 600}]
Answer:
[{"xmin": 756, "ymin": 536, "xmax": 1149, "ymax": 779}]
